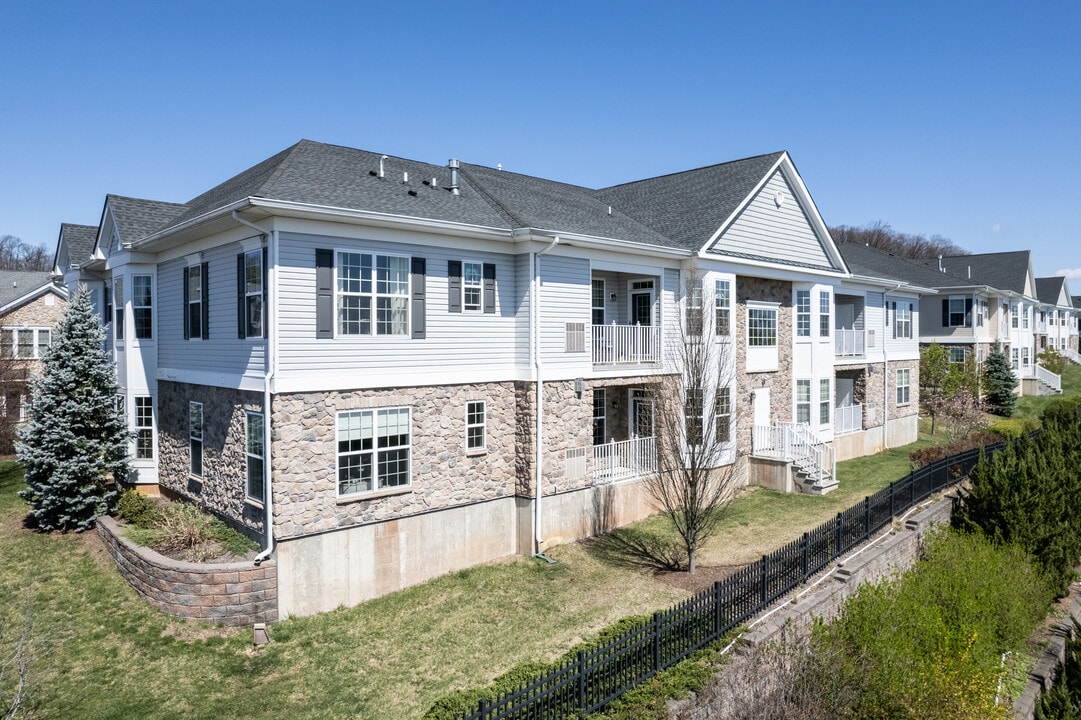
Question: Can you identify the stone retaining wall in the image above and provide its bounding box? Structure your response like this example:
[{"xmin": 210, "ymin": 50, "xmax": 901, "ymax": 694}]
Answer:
[{"xmin": 96, "ymin": 516, "xmax": 277, "ymax": 627}]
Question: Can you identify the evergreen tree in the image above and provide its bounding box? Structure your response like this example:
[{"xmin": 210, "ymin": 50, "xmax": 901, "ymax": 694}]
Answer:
[
  {"xmin": 17, "ymin": 286, "xmax": 129, "ymax": 531},
  {"xmin": 982, "ymin": 347, "xmax": 1018, "ymax": 417}
]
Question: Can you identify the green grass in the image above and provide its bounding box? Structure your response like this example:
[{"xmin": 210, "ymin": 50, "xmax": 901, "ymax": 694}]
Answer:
[{"xmin": 1013, "ymin": 364, "xmax": 1081, "ymax": 420}]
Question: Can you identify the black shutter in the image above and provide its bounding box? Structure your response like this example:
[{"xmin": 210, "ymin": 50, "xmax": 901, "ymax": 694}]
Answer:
[
  {"xmin": 964, "ymin": 298, "xmax": 973, "ymax": 328},
  {"xmin": 448, "ymin": 261, "xmax": 462, "ymax": 313},
  {"xmin": 941, "ymin": 299, "xmax": 949, "ymax": 327},
  {"xmin": 315, "ymin": 249, "xmax": 334, "ymax": 339},
  {"xmin": 183, "ymin": 266, "xmax": 190, "ymax": 340},
  {"xmin": 411, "ymin": 257, "xmax": 426, "ymax": 339},
  {"xmin": 482, "ymin": 263, "xmax": 496, "ymax": 314},
  {"xmin": 237, "ymin": 254, "xmax": 246, "ymax": 339},
  {"xmin": 200, "ymin": 262, "xmax": 209, "ymax": 340},
  {"xmin": 891, "ymin": 301, "xmax": 896, "ymax": 338}
]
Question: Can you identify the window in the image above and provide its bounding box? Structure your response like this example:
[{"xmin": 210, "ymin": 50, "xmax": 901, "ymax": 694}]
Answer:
[
  {"xmin": 946, "ymin": 296, "xmax": 968, "ymax": 328},
  {"xmin": 796, "ymin": 380, "xmax": 811, "ymax": 424},
  {"xmin": 819, "ymin": 379, "xmax": 830, "ymax": 425},
  {"xmin": 2, "ymin": 328, "xmax": 52, "ymax": 359},
  {"xmin": 686, "ymin": 282, "xmax": 703, "ymax": 335},
  {"xmin": 1022, "ymin": 307, "xmax": 1029, "ymax": 330},
  {"xmin": 715, "ymin": 386, "xmax": 731, "ymax": 443},
  {"xmin": 796, "ymin": 290, "xmax": 810, "ymax": 337},
  {"xmin": 748, "ymin": 307, "xmax": 778, "ymax": 347},
  {"xmin": 337, "ymin": 408, "xmax": 411, "ymax": 495},
  {"xmin": 448, "ymin": 260, "xmax": 495, "ymax": 315},
  {"xmin": 896, "ymin": 368, "xmax": 911, "ymax": 405},
  {"xmin": 591, "ymin": 280, "xmax": 605, "ymax": 325},
  {"xmin": 819, "ymin": 291, "xmax": 831, "ymax": 337},
  {"xmin": 977, "ymin": 300, "xmax": 986, "ymax": 327},
  {"xmin": 103, "ymin": 285, "xmax": 113, "ymax": 330},
  {"xmin": 239, "ymin": 248, "xmax": 265, "ymax": 338},
  {"xmin": 685, "ymin": 387, "xmax": 703, "ymax": 445},
  {"xmin": 246, "ymin": 412, "xmax": 264, "ymax": 501},
  {"xmin": 135, "ymin": 397, "xmax": 153, "ymax": 460},
  {"xmin": 593, "ymin": 389, "xmax": 606, "ymax": 445},
  {"xmin": 1022, "ymin": 347, "xmax": 1030, "ymax": 367},
  {"xmin": 1011, "ymin": 348, "xmax": 1019, "ymax": 369},
  {"xmin": 189, "ymin": 402, "xmax": 203, "ymax": 477},
  {"xmin": 466, "ymin": 401, "xmax": 486, "ymax": 451},
  {"xmin": 337, "ymin": 252, "xmax": 409, "ymax": 336},
  {"xmin": 1011, "ymin": 304, "xmax": 1019, "ymax": 329},
  {"xmin": 183, "ymin": 263, "xmax": 209, "ymax": 340},
  {"xmin": 949, "ymin": 347, "xmax": 966, "ymax": 364},
  {"xmin": 714, "ymin": 280, "xmax": 730, "ymax": 336},
  {"xmin": 895, "ymin": 303, "xmax": 912, "ymax": 339},
  {"xmin": 114, "ymin": 277, "xmax": 125, "ymax": 340},
  {"xmin": 133, "ymin": 275, "xmax": 153, "ymax": 340}
]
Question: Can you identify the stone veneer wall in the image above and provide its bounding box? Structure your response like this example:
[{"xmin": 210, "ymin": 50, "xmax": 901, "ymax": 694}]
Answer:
[
  {"xmin": 96, "ymin": 516, "xmax": 277, "ymax": 626},
  {"xmin": 157, "ymin": 381, "xmax": 265, "ymax": 540},
  {"xmin": 271, "ymin": 382, "xmax": 518, "ymax": 538}
]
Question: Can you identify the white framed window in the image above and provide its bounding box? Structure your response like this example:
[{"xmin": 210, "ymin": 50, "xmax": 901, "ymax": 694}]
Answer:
[
  {"xmin": 593, "ymin": 389, "xmax": 606, "ymax": 445},
  {"xmin": 819, "ymin": 379, "xmax": 831, "ymax": 425},
  {"xmin": 1011, "ymin": 303, "xmax": 1019, "ymax": 329},
  {"xmin": 189, "ymin": 402, "xmax": 203, "ymax": 477},
  {"xmin": 895, "ymin": 303, "xmax": 912, "ymax": 339},
  {"xmin": 819, "ymin": 291, "xmax": 831, "ymax": 338},
  {"xmin": 796, "ymin": 380, "xmax": 811, "ymax": 424},
  {"xmin": 336, "ymin": 252, "xmax": 409, "ymax": 336},
  {"xmin": 1, "ymin": 327, "xmax": 52, "ymax": 359},
  {"xmin": 1011, "ymin": 348, "xmax": 1019, "ymax": 369},
  {"xmin": 685, "ymin": 386, "xmax": 703, "ymax": 445},
  {"xmin": 686, "ymin": 282, "xmax": 703, "ymax": 335},
  {"xmin": 337, "ymin": 408, "xmax": 411, "ymax": 496},
  {"xmin": 947, "ymin": 296, "xmax": 968, "ymax": 328},
  {"xmin": 1022, "ymin": 306, "xmax": 1029, "ymax": 330},
  {"xmin": 949, "ymin": 347, "xmax": 966, "ymax": 364},
  {"xmin": 714, "ymin": 280, "xmax": 730, "ymax": 336},
  {"xmin": 246, "ymin": 412, "xmax": 264, "ymax": 502},
  {"xmin": 243, "ymin": 248, "xmax": 265, "ymax": 338},
  {"xmin": 466, "ymin": 401, "xmax": 486, "ymax": 451},
  {"xmin": 135, "ymin": 396, "xmax": 154, "ymax": 460},
  {"xmin": 114, "ymin": 277, "xmax": 125, "ymax": 340},
  {"xmin": 1022, "ymin": 347, "xmax": 1030, "ymax": 367},
  {"xmin": 185, "ymin": 265, "xmax": 203, "ymax": 339},
  {"xmin": 896, "ymin": 369, "xmax": 911, "ymax": 405},
  {"xmin": 716, "ymin": 386, "xmax": 731, "ymax": 443},
  {"xmin": 591, "ymin": 279, "xmax": 605, "ymax": 326},
  {"xmin": 462, "ymin": 261, "xmax": 483, "ymax": 312},
  {"xmin": 133, "ymin": 275, "xmax": 153, "ymax": 340},
  {"xmin": 748, "ymin": 306, "xmax": 778, "ymax": 347},
  {"xmin": 103, "ymin": 285, "xmax": 113, "ymax": 330},
  {"xmin": 795, "ymin": 290, "xmax": 811, "ymax": 338}
]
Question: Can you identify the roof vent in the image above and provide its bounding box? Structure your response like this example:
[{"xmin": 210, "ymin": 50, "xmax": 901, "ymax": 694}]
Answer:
[
  {"xmin": 497, "ymin": 163, "xmax": 502, "ymax": 171},
  {"xmin": 448, "ymin": 159, "xmax": 460, "ymax": 196},
  {"xmin": 403, "ymin": 171, "xmax": 409, "ymax": 184},
  {"xmin": 938, "ymin": 255, "xmax": 944, "ymax": 272},
  {"xmin": 379, "ymin": 155, "xmax": 388, "ymax": 180},
  {"xmin": 968, "ymin": 266, "xmax": 971, "ymax": 279}
]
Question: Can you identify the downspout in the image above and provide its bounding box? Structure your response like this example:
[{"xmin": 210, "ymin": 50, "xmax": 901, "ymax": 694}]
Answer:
[
  {"xmin": 532, "ymin": 236, "xmax": 560, "ymax": 558},
  {"xmin": 232, "ymin": 211, "xmax": 277, "ymax": 566},
  {"xmin": 882, "ymin": 282, "xmax": 903, "ymax": 450}
]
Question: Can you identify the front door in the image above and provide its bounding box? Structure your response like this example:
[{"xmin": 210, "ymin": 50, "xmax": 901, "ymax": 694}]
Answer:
[
  {"xmin": 752, "ymin": 387, "xmax": 770, "ymax": 428},
  {"xmin": 836, "ymin": 303, "xmax": 855, "ymax": 331},
  {"xmin": 836, "ymin": 378, "xmax": 854, "ymax": 407},
  {"xmin": 631, "ymin": 292, "xmax": 652, "ymax": 326},
  {"xmin": 630, "ymin": 389, "xmax": 654, "ymax": 439}
]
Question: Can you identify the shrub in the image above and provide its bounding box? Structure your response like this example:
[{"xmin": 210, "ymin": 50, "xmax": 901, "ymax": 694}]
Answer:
[
  {"xmin": 1041, "ymin": 396, "xmax": 1081, "ymax": 428},
  {"xmin": 116, "ymin": 488, "xmax": 163, "ymax": 527},
  {"xmin": 909, "ymin": 432, "xmax": 1000, "ymax": 469},
  {"xmin": 987, "ymin": 417, "xmax": 1040, "ymax": 440}
]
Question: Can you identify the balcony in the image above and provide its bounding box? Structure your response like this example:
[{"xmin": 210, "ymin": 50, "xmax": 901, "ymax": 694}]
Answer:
[
  {"xmin": 835, "ymin": 328, "xmax": 865, "ymax": 358},
  {"xmin": 592, "ymin": 437, "xmax": 657, "ymax": 484},
  {"xmin": 592, "ymin": 324, "xmax": 661, "ymax": 366},
  {"xmin": 835, "ymin": 404, "xmax": 863, "ymax": 435}
]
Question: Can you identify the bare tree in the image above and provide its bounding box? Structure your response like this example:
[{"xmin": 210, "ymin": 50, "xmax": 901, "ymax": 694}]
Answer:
[
  {"xmin": 830, "ymin": 221, "xmax": 967, "ymax": 260},
  {"xmin": 0, "ymin": 355, "xmax": 29, "ymax": 456},
  {"xmin": 1, "ymin": 600, "xmax": 36, "ymax": 720},
  {"xmin": 0, "ymin": 237, "xmax": 50, "ymax": 273},
  {"xmin": 647, "ymin": 263, "xmax": 740, "ymax": 574}
]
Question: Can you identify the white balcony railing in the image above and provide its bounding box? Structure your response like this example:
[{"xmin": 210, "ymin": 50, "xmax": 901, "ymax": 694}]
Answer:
[
  {"xmin": 752, "ymin": 422, "xmax": 836, "ymax": 487},
  {"xmin": 835, "ymin": 328, "xmax": 865, "ymax": 357},
  {"xmin": 592, "ymin": 437, "xmax": 657, "ymax": 484},
  {"xmin": 1063, "ymin": 347, "xmax": 1081, "ymax": 365},
  {"xmin": 835, "ymin": 404, "xmax": 863, "ymax": 435},
  {"xmin": 592, "ymin": 324, "xmax": 661, "ymax": 365},
  {"xmin": 1036, "ymin": 364, "xmax": 1062, "ymax": 392}
]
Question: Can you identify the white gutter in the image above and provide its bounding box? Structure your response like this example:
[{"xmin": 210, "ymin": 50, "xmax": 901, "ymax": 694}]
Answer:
[
  {"xmin": 882, "ymin": 282, "xmax": 903, "ymax": 450},
  {"xmin": 532, "ymin": 236, "xmax": 560, "ymax": 554},
  {"xmin": 232, "ymin": 211, "xmax": 277, "ymax": 566}
]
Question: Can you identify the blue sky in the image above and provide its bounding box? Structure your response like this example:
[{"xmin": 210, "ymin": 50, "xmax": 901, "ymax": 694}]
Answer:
[{"xmin": 2, "ymin": 1, "xmax": 1080, "ymax": 281}]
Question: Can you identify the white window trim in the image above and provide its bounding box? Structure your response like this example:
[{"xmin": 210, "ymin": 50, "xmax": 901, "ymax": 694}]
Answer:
[
  {"xmin": 818, "ymin": 290, "xmax": 831, "ymax": 340},
  {"xmin": 134, "ymin": 396, "xmax": 155, "ymax": 461},
  {"xmin": 746, "ymin": 302, "xmax": 780, "ymax": 373},
  {"xmin": 461, "ymin": 260, "xmax": 484, "ymax": 313},
  {"xmin": 795, "ymin": 290, "xmax": 811, "ymax": 339},
  {"xmin": 591, "ymin": 278, "xmax": 605, "ymax": 326},
  {"xmin": 714, "ymin": 279, "xmax": 731, "ymax": 337},
  {"xmin": 334, "ymin": 249, "xmax": 411, "ymax": 337},
  {"xmin": 795, "ymin": 379, "xmax": 811, "ymax": 425},
  {"xmin": 819, "ymin": 378, "xmax": 831, "ymax": 426},
  {"xmin": 593, "ymin": 388, "xmax": 607, "ymax": 446},
  {"xmin": 896, "ymin": 369, "xmax": 911, "ymax": 405},
  {"xmin": 132, "ymin": 274, "xmax": 154, "ymax": 341},
  {"xmin": 336, "ymin": 407, "xmax": 412, "ymax": 498},
  {"xmin": 243, "ymin": 248, "xmax": 265, "ymax": 340},
  {"xmin": 246, "ymin": 412, "xmax": 265, "ymax": 502},
  {"xmin": 465, "ymin": 400, "xmax": 486, "ymax": 452},
  {"xmin": 1, "ymin": 326, "xmax": 53, "ymax": 359},
  {"xmin": 189, "ymin": 401, "xmax": 204, "ymax": 478}
]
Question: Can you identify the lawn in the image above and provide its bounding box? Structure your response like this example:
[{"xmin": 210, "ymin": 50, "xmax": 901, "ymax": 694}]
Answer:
[
  {"xmin": 0, "ymin": 430, "xmax": 936, "ymax": 720},
  {"xmin": 1013, "ymin": 364, "xmax": 1081, "ymax": 419}
]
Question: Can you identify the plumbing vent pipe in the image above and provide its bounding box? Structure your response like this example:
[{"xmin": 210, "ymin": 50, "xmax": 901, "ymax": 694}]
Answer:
[
  {"xmin": 379, "ymin": 155, "xmax": 388, "ymax": 179},
  {"xmin": 938, "ymin": 255, "xmax": 943, "ymax": 272},
  {"xmin": 448, "ymin": 158, "xmax": 460, "ymax": 196}
]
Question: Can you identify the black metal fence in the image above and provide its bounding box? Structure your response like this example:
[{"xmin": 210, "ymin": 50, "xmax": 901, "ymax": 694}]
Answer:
[{"xmin": 457, "ymin": 441, "xmax": 1007, "ymax": 720}]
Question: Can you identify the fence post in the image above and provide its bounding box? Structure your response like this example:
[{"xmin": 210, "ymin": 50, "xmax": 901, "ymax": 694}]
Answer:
[
  {"xmin": 801, "ymin": 532, "xmax": 809, "ymax": 578},
  {"xmin": 864, "ymin": 496, "xmax": 870, "ymax": 540},
  {"xmin": 759, "ymin": 555, "xmax": 768, "ymax": 605},
  {"xmin": 889, "ymin": 481, "xmax": 895, "ymax": 519},
  {"xmin": 478, "ymin": 698, "xmax": 487, "ymax": 720},
  {"xmin": 713, "ymin": 580, "xmax": 722, "ymax": 637},
  {"xmin": 652, "ymin": 612, "xmax": 661, "ymax": 673},
  {"xmin": 577, "ymin": 649, "xmax": 586, "ymax": 712},
  {"xmin": 834, "ymin": 513, "xmax": 842, "ymax": 560}
]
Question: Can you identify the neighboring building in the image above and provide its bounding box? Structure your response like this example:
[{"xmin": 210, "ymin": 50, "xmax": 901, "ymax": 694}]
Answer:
[
  {"xmin": 1035, "ymin": 276, "xmax": 1080, "ymax": 364},
  {"xmin": 55, "ymin": 140, "xmax": 928, "ymax": 616}
]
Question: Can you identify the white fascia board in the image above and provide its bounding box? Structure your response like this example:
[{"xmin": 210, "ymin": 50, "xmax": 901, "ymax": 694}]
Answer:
[
  {"xmin": 0, "ymin": 284, "xmax": 66, "ymax": 316},
  {"xmin": 696, "ymin": 251, "xmax": 849, "ymax": 282},
  {"xmin": 847, "ymin": 274, "xmax": 939, "ymax": 295},
  {"xmin": 518, "ymin": 228, "xmax": 691, "ymax": 260},
  {"xmin": 157, "ymin": 367, "xmax": 266, "ymax": 393}
]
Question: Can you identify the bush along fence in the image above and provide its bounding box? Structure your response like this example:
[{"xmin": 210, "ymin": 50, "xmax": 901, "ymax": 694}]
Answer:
[{"xmin": 453, "ymin": 440, "xmax": 1011, "ymax": 720}]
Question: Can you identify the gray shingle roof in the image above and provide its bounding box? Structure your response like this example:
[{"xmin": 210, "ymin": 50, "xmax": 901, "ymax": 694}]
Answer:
[
  {"xmin": 108, "ymin": 195, "xmax": 190, "ymax": 245},
  {"xmin": 593, "ymin": 152, "xmax": 786, "ymax": 252},
  {"xmin": 169, "ymin": 140, "xmax": 511, "ymax": 231},
  {"xmin": 0, "ymin": 271, "xmax": 60, "ymax": 309},
  {"xmin": 58, "ymin": 223, "xmax": 98, "ymax": 266},
  {"xmin": 837, "ymin": 243, "xmax": 965, "ymax": 288},
  {"xmin": 840, "ymin": 243, "xmax": 1038, "ymax": 296},
  {"xmin": 1035, "ymin": 276, "xmax": 1067, "ymax": 305},
  {"xmin": 929, "ymin": 251, "xmax": 1031, "ymax": 295}
]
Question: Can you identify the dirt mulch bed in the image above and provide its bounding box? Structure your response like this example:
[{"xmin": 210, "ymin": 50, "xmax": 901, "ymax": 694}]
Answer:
[{"xmin": 653, "ymin": 563, "xmax": 747, "ymax": 594}]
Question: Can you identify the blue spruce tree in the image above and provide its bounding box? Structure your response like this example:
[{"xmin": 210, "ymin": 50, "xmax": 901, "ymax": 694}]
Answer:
[{"xmin": 17, "ymin": 286, "xmax": 130, "ymax": 531}]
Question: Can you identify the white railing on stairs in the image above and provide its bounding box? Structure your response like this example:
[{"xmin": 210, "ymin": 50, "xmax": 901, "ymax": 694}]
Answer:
[
  {"xmin": 1035, "ymin": 364, "xmax": 1062, "ymax": 392},
  {"xmin": 752, "ymin": 422, "xmax": 836, "ymax": 487},
  {"xmin": 1063, "ymin": 347, "xmax": 1081, "ymax": 365}
]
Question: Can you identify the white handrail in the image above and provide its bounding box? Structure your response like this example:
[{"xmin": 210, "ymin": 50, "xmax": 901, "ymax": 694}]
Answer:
[
  {"xmin": 1035, "ymin": 364, "xmax": 1062, "ymax": 392},
  {"xmin": 592, "ymin": 437, "xmax": 657, "ymax": 484},
  {"xmin": 834, "ymin": 328, "xmax": 865, "ymax": 357},
  {"xmin": 591, "ymin": 324, "xmax": 661, "ymax": 365},
  {"xmin": 834, "ymin": 404, "xmax": 863, "ymax": 435},
  {"xmin": 753, "ymin": 422, "xmax": 835, "ymax": 486}
]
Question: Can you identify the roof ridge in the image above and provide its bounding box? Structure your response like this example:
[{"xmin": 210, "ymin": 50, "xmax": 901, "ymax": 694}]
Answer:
[
  {"xmin": 457, "ymin": 166, "xmax": 527, "ymax": 228},
  {"xmin": 600, "ymin": 151, "xmax": 786, "ymax": 191},
  {"xmin": 251, "ymin": 139, "xmax": 308, "ymax": 198}
]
